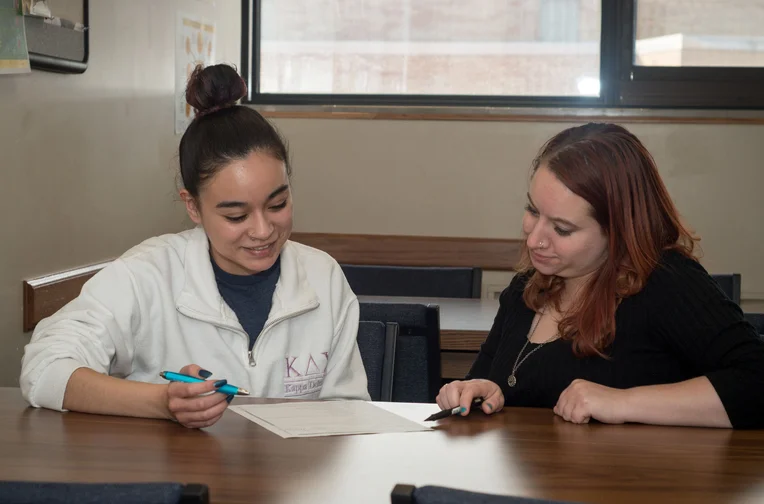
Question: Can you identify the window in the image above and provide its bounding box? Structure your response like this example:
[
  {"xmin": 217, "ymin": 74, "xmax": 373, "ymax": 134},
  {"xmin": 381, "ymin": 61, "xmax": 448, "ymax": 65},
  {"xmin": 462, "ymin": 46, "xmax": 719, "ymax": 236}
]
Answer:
[
  {"xmin": 242, "ymin": 0, "xmax": 764, "ymax": 109},
  {"xmin": 539, "ymin": 0, "xmax": 580, "ymax": 43},
  {"xmin": 251, "ymin": 0, "xmax": 602, "ymax": 103},
  {"xmin": 617, "ymin": 0, "xmax": 764, "ymax": 108},
  {"xmin": 634, "ymin": 0, "xmax": 764, "ymax": 68}
]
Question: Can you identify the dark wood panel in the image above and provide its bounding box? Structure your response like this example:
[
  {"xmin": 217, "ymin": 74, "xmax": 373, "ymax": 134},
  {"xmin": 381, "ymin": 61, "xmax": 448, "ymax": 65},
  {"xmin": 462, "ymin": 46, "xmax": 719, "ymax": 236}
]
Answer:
[
  {"xmin": 441, "ymin": 351, "xmax": 478, "ymax": 379},
  {"xmin": 4, "ymin": 388, "xmax": 764, "ymax": 504},
  {"xmin": 290, "ymin": 232, "xmax": 522, "ymax": 270},
  {"xmin": 440, "ymin": 330, "xmax": 487, "ymax": 351}
]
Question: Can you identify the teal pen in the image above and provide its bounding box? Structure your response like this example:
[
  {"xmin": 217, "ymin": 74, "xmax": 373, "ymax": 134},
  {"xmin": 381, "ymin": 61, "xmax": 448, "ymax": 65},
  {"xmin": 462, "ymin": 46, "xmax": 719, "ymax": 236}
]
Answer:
[{"xmin": 159, "ymin": 371, "xmax": 250, "ymax": 396}]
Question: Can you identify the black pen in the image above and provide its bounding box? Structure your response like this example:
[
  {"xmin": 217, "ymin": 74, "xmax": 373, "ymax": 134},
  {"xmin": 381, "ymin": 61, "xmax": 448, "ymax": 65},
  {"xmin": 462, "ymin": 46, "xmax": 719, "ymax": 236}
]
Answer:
[{"xmin": 424, "ymin": 398, "xmax": 484, "ymax": 422}]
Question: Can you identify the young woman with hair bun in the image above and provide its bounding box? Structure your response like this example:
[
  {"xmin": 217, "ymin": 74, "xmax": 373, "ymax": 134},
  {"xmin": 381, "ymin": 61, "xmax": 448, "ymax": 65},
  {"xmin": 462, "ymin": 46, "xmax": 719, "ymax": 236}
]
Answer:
[{"xmin": 21, "ymin": 64, "xmax": 370, "ymax": 428}]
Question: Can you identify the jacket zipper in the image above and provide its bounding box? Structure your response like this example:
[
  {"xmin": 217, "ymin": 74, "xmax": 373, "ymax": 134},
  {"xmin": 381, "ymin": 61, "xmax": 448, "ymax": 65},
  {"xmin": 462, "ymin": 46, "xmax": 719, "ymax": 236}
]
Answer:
[
  {"xmin": 246, "ymin": 302, "xmax": 318, "ymax": 368},
  {"xmin": 177, "ymin": 305, "xmax": 254, "ymax": 365},
  {"xmin": 178, "ymin": 302, "xmax": 319, "ymax": 369}
]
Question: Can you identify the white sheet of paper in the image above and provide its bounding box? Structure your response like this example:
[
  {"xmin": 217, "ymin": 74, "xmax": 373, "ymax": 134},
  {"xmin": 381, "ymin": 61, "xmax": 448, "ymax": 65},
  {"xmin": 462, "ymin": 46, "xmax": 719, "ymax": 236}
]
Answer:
[
  {"xmin": 371, "ymin": 402, "xmax": 443, "ymax": 427},
  {"xmin": 229, "ymin": 401, "xmax": 434, "ymax": 438}
]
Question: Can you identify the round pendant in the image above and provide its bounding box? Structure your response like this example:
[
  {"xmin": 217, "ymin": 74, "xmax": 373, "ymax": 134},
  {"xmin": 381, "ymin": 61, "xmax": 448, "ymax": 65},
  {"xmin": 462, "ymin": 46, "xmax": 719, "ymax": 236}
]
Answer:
[{"xmin": 507, "ymin": 374, "xmax": 517, "ymax": 387}]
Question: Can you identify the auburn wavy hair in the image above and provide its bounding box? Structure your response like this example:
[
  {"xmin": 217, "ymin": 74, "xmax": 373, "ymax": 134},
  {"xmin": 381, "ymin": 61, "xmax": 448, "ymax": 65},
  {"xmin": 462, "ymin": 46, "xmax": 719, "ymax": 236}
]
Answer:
[{"xmin": 518, "ymin": 123, "xmax": 698, "ymax": 357}]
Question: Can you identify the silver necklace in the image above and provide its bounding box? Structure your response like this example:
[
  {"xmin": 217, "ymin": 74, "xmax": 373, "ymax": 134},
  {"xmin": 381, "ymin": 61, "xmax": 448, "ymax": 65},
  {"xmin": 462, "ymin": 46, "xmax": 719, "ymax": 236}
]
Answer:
[{"xmin": 507, "ymin": 310, "xmax": 558, "ymax": 388}]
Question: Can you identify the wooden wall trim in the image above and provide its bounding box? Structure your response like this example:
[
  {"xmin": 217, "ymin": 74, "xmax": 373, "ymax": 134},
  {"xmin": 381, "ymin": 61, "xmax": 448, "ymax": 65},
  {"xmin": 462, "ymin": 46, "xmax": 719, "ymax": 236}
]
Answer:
[
  {"xmin": 22, "ymin": 233, "xmax": 521, "ymax": 332},
  {"xmin": 23, "ymin": 261, "xmax": 111, "ymax": 333},
  {"xmin": 290, "ymin": 232, "xmax": 522, "ymax": 271}
]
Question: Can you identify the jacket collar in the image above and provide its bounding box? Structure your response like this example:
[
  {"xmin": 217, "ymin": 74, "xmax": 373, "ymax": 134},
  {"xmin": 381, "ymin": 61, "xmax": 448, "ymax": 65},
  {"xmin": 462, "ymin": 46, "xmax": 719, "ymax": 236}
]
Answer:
[{"xmin": 176, "ymin": 227, "xmax": 319, "ymax": 329}]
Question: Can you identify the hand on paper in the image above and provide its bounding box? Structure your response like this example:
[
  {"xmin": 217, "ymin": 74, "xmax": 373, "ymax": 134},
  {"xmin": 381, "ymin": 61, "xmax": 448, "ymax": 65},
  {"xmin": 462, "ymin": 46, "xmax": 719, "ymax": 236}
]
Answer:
[{"xmin": 436, "ymin": 379, "xmax": 504, "ymax": 416}]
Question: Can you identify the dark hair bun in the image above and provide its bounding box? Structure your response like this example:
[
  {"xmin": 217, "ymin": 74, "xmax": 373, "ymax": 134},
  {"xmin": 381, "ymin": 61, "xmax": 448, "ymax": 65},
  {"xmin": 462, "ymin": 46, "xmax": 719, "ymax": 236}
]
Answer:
[{"xmin": 185, "ymin": 64, "xmax": 247, "ymax": 117}]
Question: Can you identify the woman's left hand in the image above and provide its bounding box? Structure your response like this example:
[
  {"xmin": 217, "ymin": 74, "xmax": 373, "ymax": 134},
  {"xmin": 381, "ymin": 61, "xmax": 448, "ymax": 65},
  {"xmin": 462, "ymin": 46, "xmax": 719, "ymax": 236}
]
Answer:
[{"xmin": 554, "ymin": 379, "xmax": 629, "ymax": 424}]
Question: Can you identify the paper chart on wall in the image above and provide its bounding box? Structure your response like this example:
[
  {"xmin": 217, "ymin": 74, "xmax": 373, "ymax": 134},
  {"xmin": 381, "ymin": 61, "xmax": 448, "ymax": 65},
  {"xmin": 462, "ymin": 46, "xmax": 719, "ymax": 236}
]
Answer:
[
  {"xmin": 175, "ymin": 12, "xmax": 215, "ymax": 134},
  {"xmin": 0, "ymin": 0, "xmax": 30, "ymax": 74}
]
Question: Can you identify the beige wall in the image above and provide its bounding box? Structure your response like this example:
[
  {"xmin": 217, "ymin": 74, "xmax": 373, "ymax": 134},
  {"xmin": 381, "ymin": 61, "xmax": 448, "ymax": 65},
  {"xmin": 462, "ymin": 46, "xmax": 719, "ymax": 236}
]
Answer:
[
  {"xmin": 0, "ymin": 0, "xmax": 240, "ymax": 387},
  {"xmin": 276, "ymin": 118, "xmax": 764, "ymax": 300},
  {"xmin": 2, "ymin": 2, "xmax": 763, "ymax": 391}
]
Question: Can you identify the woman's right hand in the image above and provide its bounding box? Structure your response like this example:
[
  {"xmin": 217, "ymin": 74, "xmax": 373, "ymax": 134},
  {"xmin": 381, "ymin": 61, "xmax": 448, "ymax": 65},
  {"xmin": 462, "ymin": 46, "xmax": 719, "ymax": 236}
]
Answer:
[
  {"xmin": 436, "ymin": 379, "xmax": 505, "ymax": 416},
  {"xmin": 165, "ymin": 364, "xmax": 233, "ymax": 428}
]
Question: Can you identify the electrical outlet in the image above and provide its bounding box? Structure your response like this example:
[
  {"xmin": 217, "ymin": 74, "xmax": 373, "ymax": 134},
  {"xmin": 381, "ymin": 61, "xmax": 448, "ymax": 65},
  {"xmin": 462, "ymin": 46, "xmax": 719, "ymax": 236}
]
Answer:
[{"xmin": 481, "ymin": 271, "xmax": 515, "ymax": 300}]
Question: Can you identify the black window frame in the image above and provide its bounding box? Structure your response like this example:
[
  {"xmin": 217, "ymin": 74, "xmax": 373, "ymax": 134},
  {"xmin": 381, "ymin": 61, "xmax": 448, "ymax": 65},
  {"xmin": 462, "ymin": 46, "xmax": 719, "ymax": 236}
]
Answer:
[{"xmin": 241, "ymin": 0, "xmax": 764, "ymax": 110}]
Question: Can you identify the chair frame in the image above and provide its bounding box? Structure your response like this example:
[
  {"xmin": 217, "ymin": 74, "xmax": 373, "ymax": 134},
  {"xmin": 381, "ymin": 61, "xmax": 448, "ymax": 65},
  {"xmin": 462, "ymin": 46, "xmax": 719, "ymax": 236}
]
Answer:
[
  {"xmin": 421, "ymin": 305, "xmax": 443, "ymax": 401},
  {"xmin": 391, "ymin": 484, "xmax": 416, "ymax": 504},
  {"xmin": 380, "ymin": 321, "xmax": 398, "ymax": 402}
]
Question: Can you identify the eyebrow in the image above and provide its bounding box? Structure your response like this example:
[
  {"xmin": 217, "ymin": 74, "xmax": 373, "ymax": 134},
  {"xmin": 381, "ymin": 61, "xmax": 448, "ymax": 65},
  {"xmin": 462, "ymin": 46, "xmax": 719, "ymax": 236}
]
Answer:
[
  {"xmin": 215, "ymin": 184, "xmax": 290, "ymax": 209},
  {"xmin": 526, "ymin": 193, "xmax": 580, "ymax": 229},
  {"xmin": 216, "ymin": 201, "xmax": 246, "ymax": 209},
  {"xmin": 268, "ymin": 184, "xmax": 290, "ymax": 200}
]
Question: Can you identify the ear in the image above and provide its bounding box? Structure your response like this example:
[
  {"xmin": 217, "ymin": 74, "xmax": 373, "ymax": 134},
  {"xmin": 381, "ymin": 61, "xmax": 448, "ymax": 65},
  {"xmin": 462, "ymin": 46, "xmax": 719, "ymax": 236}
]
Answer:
[{"xmin": 180, "ymin": 189, "xmax": 202, "ymax": 225}]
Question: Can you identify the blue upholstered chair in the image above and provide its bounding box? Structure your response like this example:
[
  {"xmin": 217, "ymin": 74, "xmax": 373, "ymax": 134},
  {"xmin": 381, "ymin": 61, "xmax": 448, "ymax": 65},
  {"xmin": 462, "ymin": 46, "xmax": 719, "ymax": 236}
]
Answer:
[
  {"xmin": 357, "ymin": 320, "xmax": 399, "ymax": 401},
  {"xmin": 744, "ymin": 312, "xmax": 764, "ymax": 339},
  {"xmin": 342, "ymin": 264, "xmax": 482, "ymax": 298},
  {"xmin": 0, "ymin": 481, "xmax": 209, "ymax": 504},
  {"xmin": 391, "ymin": 484, "xmax": 577, "ymax": 504},
  {"xmin": 359, "ymin": 302, "xmax": 441, "ymax": 403},
  {"xmin": 711, "ymin": 273, "xmax": 742, "ymax": 305}
]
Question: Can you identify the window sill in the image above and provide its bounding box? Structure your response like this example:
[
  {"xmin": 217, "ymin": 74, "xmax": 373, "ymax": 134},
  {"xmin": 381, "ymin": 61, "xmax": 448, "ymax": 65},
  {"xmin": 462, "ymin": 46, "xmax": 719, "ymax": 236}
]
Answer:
[{"xmin": 246, "ymin": 104, "xmax": 764, "ymax": 125}]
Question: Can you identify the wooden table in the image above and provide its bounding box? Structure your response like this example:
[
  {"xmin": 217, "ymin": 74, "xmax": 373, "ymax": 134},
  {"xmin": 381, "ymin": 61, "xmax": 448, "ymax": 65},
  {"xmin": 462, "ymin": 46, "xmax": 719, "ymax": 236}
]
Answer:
[
  {"xmin": 4, "ymin": 388, "xmax": 764, "ymax": 504},
  {"xmin": 358, "ymin": 296, "xmax": 498, "ymax": 379}
]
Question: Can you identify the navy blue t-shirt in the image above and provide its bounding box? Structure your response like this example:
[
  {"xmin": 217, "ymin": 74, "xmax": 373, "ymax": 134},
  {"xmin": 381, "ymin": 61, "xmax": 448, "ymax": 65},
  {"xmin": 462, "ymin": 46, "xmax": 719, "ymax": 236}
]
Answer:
[{"xmin": 211, "ymin": 256, "xmax": 281, "ymax": 350}]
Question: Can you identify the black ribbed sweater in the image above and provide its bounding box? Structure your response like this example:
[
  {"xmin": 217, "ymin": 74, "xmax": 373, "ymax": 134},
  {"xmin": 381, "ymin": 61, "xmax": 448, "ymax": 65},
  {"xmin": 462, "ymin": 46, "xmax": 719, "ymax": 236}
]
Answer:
[{"xmin": 467, "ymin": 250, "xmax": 764, "ymax": 429}]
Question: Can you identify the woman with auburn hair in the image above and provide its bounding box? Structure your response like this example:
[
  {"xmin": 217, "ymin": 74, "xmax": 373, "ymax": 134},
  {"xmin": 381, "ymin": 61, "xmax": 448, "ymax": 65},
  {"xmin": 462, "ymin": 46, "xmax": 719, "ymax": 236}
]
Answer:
[{"xmin": 436, "ymin": 122, "xmax": 764, "ymax": 429}]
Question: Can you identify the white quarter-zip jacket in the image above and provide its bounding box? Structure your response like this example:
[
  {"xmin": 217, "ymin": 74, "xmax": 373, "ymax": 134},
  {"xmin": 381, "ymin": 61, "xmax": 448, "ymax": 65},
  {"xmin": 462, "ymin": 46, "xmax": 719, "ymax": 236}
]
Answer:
[{"xmin": 20, "ymin": 227, "xmax": 370, "ymax": 410}]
